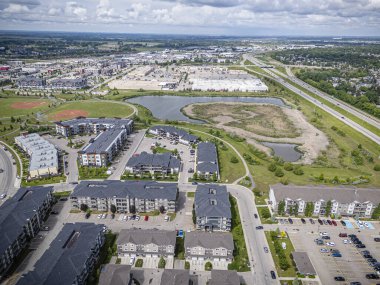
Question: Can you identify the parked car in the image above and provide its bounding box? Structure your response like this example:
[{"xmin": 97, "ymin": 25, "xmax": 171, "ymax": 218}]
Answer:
[
  {"xmin": 318, "ymin": 219, "xmax": 323, "ymax": 225},
  {"xmin": 254, "ymin": 214, "xmax": 258, "ymax": 219},
  {"xmin": 0, "ymin": 193, "xmax": 6, "ymax": 199},
  {"xmin": 41, "ymin": 226, "xmax": 50, "ymax": 231},
  {"xmin": 365, "ymin": 274, "xmax": 379, "ymax": 279},
  {"xmin": 51, "ymin": 211, "xmax": 59, "ymax": 215},
  {"xmin": 327, "ymin": 220, "xmax": 332, "ymax": 225},
  {"xmin": 164, "ymin": 216, "xmax": 170, "ymax": 222},
  {"xmin": 144, "ymin": 215, "xmax": 149, "ymax": 221},
  {"xmin": 288, "ymin": 218, "xmax": 293, "ymax": 224},
  {"xmin": 363, "ymin": 254, "xmax": 373, "ymax": 259},
  {"xmin": 349, "ymin": 282, "xmax": 361, "ymax": 285},
  {"xmin": 326, "ymin": 242, "xmax": 335, "ymax": 247},
  {"xmin": 339, "ymin": 233, "xmax": 348, "ymax": 237},
  {"xmin": 85, "ymin": 212, "xmax": 91, "ymax": 219},
  {"xmin": 256, "ymin": 226, "xmax": 264, "ymax": 230},
  {"xmin": 374, "ymin": 237, "xmax": 380, "ymax": 242},
  {"xmin": 320, "ymin": 232, "xmax": 329, "ymax": 236},
  {"xmin": 334, "ymin": 276, "xmax": 345, "ymax": 281},
  {"xmin": 322, "ymin": 236, "xmax": 331, "ymax": 240},
  {"xmin": 320, "ymin": 248, "xmax": 329, "ymax": 253},
  {"xmin": 59, "ymin": 197, "xmax": 68, "ymax": 201},
  {"xmin": 264, "ymin": 247, "xmax": 269, "ymax": 253},
  {"xmin": 341, "ymin": 220, "xmax": 346, "ymax": 226},
  {"xmin": 129, "ymin": 257, "xmax": 135, "ymax": 265},
  {"xmin": 332, "ymin": 220, "xmax": 337, "ymax": 226},
  {"xmin": 301, "ymin": 218, "xmax": 306, "ymax": 224},
  {"xmin": 332, "ymin": 253, "xmax": 342, "ymax": 258},
  {"xmin": 356, "ymin": 244, "xmax": 366, "ymax": 248},
  {"xmin": 270, "ymin": 271, "xmax": 276, "ymax": 279},
  {"xmin": 309, "ymin": 218, "xmax": 315, "ymax": 224}
]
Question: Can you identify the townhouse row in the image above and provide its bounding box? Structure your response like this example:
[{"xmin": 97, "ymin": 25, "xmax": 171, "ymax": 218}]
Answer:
[
  {"xmin": 17, "ymin": 76, "xmax": 87, "ymax": 90},
  {"xmin": 269, "ymin": 184, "xmax": 380, "ymax": 218}
]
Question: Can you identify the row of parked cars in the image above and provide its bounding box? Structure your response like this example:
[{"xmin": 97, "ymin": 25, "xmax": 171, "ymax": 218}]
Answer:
[{"xmin": 277, "ymin": 217, "xmax": 344, "ymax": 226}]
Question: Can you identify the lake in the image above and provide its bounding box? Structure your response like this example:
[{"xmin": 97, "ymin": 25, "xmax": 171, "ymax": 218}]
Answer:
[
  {"xmin": 262, "ymin": 142, "xmax": 303, "ymax": 162},
  {"xmin": 127, "ymin": 95, "xmax": 287, "ymax": 124}
]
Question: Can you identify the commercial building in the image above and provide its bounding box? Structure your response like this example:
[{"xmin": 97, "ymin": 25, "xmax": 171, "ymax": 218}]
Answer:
[
  {"xmin": 126, "ymin": 151, "xmax": 181, "ymax": 176},
  {"xmin": 17, "ymin": 76, "xmax": 46, "ymax": 89},
  {"xmin": 70, "ymin": 180, "xmax": 178, "ymax": 213},
  {"xmin": 17, "ymin": 223, "xmax": 105, "ymax": 285},
  {"xmin": 15, "ymin": 133, "xmax": 59, "ymax": 178},
  {"xmin": 196, "ymin": 142, "xmax": 219, "ymax": 179},
  {"xmin": 194, "ymin": 184, "xmax": 231, "ymax": 231},
  {"xmin": 55, "ymin": 118, "xmax": 133, "ymax": 167},
  {"xmin": 0, "ymin": 186, "xmax": 53, "ymax": 278},
  {"xmin": 185, "ymin": 231, "xmax": 234, "ymax": 264},
  {"xmin": 269, "ymin": 184, "xmax": 380, "ymax": 218},
  {"xmin": 117, "ymin": 228, "xmax": 176, "ymax": 258},
  {"xmin": 149, "ymin": 126, "xmax": 198, "ymax": 145},
  {"xmin": 50, "ymin": 78, "xmax": 87, "ymax": 89}
]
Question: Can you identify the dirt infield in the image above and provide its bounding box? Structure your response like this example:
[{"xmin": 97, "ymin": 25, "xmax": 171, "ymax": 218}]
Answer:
[
  {"xmin": 51, "ymin": 110, "xmax": 89, "ymax": 120},
  {"xmin": 11, "ymin": 101, "xmax": 47, "ymax": 109}
]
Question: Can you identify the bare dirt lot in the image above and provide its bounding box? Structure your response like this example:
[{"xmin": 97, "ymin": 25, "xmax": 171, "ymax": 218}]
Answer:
[
  {"xmin": 11, "ymin": 101, "xmax": 48, "ymax": 109},
  {"xmin": 183, "ymin": 102, "xmax": 329, "ymax": 164}
]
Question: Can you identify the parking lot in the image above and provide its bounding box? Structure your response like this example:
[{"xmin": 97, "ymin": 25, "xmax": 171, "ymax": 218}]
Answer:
[{"xmin": 266, "ymin": 218, "xmax": 380, "ymax": 285}]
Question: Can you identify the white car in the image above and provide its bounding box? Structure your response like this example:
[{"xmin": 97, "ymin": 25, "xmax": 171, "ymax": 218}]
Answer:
[
  {"xmin": 135, "ymin": 216, "xmax": 140, "ymax": 221},
  {"xmin": 129, "ymin": 257, "xmax": 135, "ymax": 265},
  {"xmin": 320, "ymin": 248, "xmax": 329, "ymax": 253},
  {"xmin": 122, "ymin": 215, "xmax": 127, "ymax": 221},
  {"xmin": 320, "ymin": 232, "xmax": 329, "ymax": 236},
  {"xmin": 342, "ymin": 239, "xmax": 351, "ymax": 244},
  {"xmin": 164, "ymin": 216, "xmax": 170, "ymax": 222},
  {"xmin": 326, "ymin": 242, "xmax": 336, "ymax": 247},
  {"xmin": 97, "ymin": 214, "xmax": 102, "ymax": 219},
  {"xmin": 0, "ymin": 193, "xmax": 6, "ymax": 199}
]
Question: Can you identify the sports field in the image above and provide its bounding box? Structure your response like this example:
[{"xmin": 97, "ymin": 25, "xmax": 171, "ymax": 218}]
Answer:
[
  {"xmin": 0, "ymin": 97, "xmax": 51, "ymax": 117},
  {"xmin": 46, "ymin": 101, "xmax": 134, "ymax": 121}
]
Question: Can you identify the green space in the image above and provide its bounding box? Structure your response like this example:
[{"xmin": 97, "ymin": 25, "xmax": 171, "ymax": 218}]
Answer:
[
  {"xmin": 175, "ymin": 236, "xmax": 185, "ymax": 260},
  {"xmin": 88, "ymin": 231, "xmax": 117, "ymax": 285},
  {"xmin": 0, "ymin": 97, "xmax": 52, "ymax": 117},
  {"xmin": 265, "ymin": 231, "xmax": 296, "ymax": 277},
  {"xmin": 187, "ymin": 192, "xmax": 195, "ymax": 197},
  {"xmin": 78, "ymin": 166, "xmax": 110, "ymax": 180},
  {"xmin": 257, "ymin": 206, "xmax": 276, "ymax": 224},
  {"xmin": 228, "ymin": 195, "xmax": 250, "ymax": 272},
  {"xmin": 254, "ymin": 191, "xmax": 268, "ymax": 205},
  {"xmin": 121, "ymin": 171, "xmax": 178, "ymax": 182},
  {"xmin": 22, "ymin": 174, "xmax": 66, "ymax": 187},
  {"xmin": 45, "ymin": 101, "xmax": 134, "ymax": 121},
  {"xmin": 135, "ymin": 259, "xmax": 143, "ymax": 267}
]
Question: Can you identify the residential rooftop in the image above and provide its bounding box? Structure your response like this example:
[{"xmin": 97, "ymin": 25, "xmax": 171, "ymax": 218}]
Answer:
[
  {"xmin": 185, "ymin": 231, "xmax": 234, "ymax": 250},
  {"xmin": 117, "ymin": 228, "xmax": 176, "ymax": 247},
  {"xmin": 195, "ymin": 184, "xmax": 231, "ymax": 218},
  {"xmin": 126, "ymin": 151, "xmax": 180, "ymax": 170},
  {"xmin": 150, "ymin": 125, "xmax": 198, "ymax": 143},
  {"xmin": 292, "ymin": 252, "xmax": 316, "ymax": 275},
  {"xmin": 79, "ymin": 127, "xmax": 126, "ymax": 154}
]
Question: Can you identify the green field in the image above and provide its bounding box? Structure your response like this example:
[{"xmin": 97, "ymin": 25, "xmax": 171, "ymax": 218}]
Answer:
[
  {"xmin": 0, "ymin": 97, "xmax": 52, "ymax": 117},
  {"xmin": 46, "ymin": 101, "xmax": 134, "ymax": 121}
]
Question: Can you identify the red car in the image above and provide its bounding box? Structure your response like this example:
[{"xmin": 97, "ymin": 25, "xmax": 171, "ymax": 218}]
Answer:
[
  {"xmin": 332, "ymin": 220, "xmax": 337, "ymax": 226},
  {"xmin": 144, "ymin": 215, "xmax": 149, "ymax": 221}
]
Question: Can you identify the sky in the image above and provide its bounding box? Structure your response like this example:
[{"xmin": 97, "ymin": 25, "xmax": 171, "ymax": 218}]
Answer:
[{"xmin": 0, "ymin": 0, "xmax": 379, "ymax": 36}]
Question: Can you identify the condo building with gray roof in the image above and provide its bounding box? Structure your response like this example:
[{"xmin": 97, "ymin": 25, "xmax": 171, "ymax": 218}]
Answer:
[
  {"xmin": 50, "ymin": 78, "xmax": 87, "ymax": 89},
  {"xmin": 55, "ymin": 118, "xmax": 133, "ymax": 167},
  {"xmin": 17, "ymin": 223, "xmax": 105, "ymax": 285},
  {"xmin": 196, "ymin": 142, "xmax": 219, "ymax": 179},
  {"xmin": 149, "ymin": 125, "xmax": 198, "ymax": 145},
  {"xmin": 185, "ymin": 231, "xmax": 234, "ymax": 264},
  {"xmin": 269, "ymin": 184, "xmax": 380, "ymax": 218},
  {"xmin": 194, "ymin": 184, "xmax": 231, "ymax": 231},
  {"xmin": 0, "ymin": 186, "xmax": 53, "ymax": 278},
  {"xmin": 117, "ymin": 228, "xmax": 176, "ymax": 258},
  {"xmin": 126, "ymin": 151, "xmax": 181, "ymax": 176},
  {"xmin": 17, "ymin": 76, "xmax": 46, "ymax": 89},
  {"xmin": 70, "ymin": 180, "xmax": 178, "ymax": 213}
]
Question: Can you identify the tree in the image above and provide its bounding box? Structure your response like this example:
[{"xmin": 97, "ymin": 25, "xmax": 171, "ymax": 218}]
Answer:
[
  {"xmin": 80, "ymin": 204, "xmax": 88, "ymax": 212},
  {"xmin": 268, "ymin": 163, "xmax": 277, "ymax": 172},
  {"xmin": 212, "ymin": 172, "xmax": 217, "ymax": 181},
  {"xmin": 278, "ymin": 200, "xmax": 286, "ymax": 216},
  {"xmin": 158, "ymin": 257, "xmax": 166, "ymax": 269},
  {"xmin": 304, "ymin": 202, "xmax": 314, "ymax": 217},
  {"xmin": 205, "ymin": 261, "xmax": 212, "ymax": 271},
  {"xmin": 159, "ymin": 205, "xmax": 165, "ymax": 214},
  {"xmin": 130, "ymin": 205, "xmax": 136, "ymax": 214},
  {"xmin": 192, "ymin": 204, "xmax": 196, "ymax": 224},
  {"xmin": 192, "ymin": 172, "xmax": 198, "ymax": 180},
  {"xmin": 371, "ymin": 203, "xmax": 380, "ymax": 220},
  {"xmin": 261, "ymin": 207, "xmax": 271, "ymax": 219},
  {"xmin": 230, "ymin": 156, "xmax": 238, "ymax": 163},
  {"xmin": 110, "ymin": 204, "xmax": 117, "ymax": 214},
  {"xmin": 294, "ymin": 203, "xmax": 299, "ymax": 217},
  {"xmin": 325, "ymin": 200, "xmax": 332, "ymax": 217},
  {"xmin": 275, "ymin": 168, "xmax": 284, "ymax": 177}
]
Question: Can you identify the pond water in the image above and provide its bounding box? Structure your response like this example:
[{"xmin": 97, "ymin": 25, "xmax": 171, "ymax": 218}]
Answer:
[
  {"xmin": 127, "ymin": 95, "xmax": 286, "ymax": 124},
  {"xmin": 262, "ymin": 142, "xmax": 303, "ymax": 162}
]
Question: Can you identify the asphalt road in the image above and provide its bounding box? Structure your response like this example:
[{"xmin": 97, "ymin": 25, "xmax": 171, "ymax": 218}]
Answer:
[
  {"xmin": 0, "ymin": 146, "xmax": 16, "ymax": 197},
  {"xmin": 246, "ymin": 55, "xmax": 380, "ymax": 145}
]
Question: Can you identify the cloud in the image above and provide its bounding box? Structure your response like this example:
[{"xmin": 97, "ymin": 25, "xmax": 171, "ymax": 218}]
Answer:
[
  {"xmin": 4, "ymin": 3, "xmax": 30, "ymax": 13},
  {"xmin": 65, "ymin": 1, "xmax": 87, "ymax": 20}
]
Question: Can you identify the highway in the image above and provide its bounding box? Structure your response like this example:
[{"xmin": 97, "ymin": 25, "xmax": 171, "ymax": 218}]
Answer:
[
  {"xmin": 245, "ymin": 55, "xmax": 380, "ymax": 145},
  {"xmin": 0, "ymin": 146, "xmax": 17, "ymax": 198}
]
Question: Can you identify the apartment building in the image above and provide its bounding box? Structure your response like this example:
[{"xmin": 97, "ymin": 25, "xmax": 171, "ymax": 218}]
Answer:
[
  {"xmin": 17, "ymin": 223, "xmax": 105, "ymax": 285},
  {"xmin": 70, "ymin": 180, "xmax": 178, "ymax": 213},
  {"xmin": 0, "ymin": 186, "xmax": 53, "ymax": 278},
  {"xmin": 149, "ymin": 126, "xmax": 198, "ymax": 145},
  {"xmin": 117, "ymin": 228, "xmax": 176, "ymax": 258},
  {"xmin": 126, "ymin": 151, "xmax": 181, "ymax": 176},
  {"xmin": 194, "ymin": 184, "xmax": 231, "ymax": 231},
  {"xmin": 15, "ymin": 133, "xmax": 59, "ymax": 178},
  {"xmin": 269, "ymin": 184, "xmax": 380, "ymax": 218},
  {"xmin": 17, "ymin": 76, "xmax": 46, "ymax": 89},
  {"xmin": 196, "ymin": 142, "xmax": 219, "ymax": 179},
  {"xmin": 55, "ymin": 118, "xmax": 133, "ymax": 138},
  {"xmin": 185, "ymin": 232, "xmax": 234, "ymax": 264},
  {"xmin": 50, "ymin": 78, "xmax": 87, "ymax": 89}
]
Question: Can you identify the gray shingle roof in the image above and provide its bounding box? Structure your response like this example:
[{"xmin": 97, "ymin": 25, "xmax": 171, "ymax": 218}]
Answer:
[
  {"xmin": 0, "ymin": 186, "xmax": 53, "ymax": 256},
  {"xmin": 197, "ymin": 142, "xmax": 217, "ymax": 163},
  {"xmin": 80, "ymin": 127, "xmax": 125, "ymax": 154},
  {"xmin": 195, "ymin": 184, "xmax": 231, "ymax": 218},
  {"xmin": 98, "ymin": 265, "xmax": 132, "ymax": 285},
  {"xmin": 150, "ymin": 125, "xmax": 198, "ymax": 143},
  {"xmin": 185, "ymin": 231, "xmax": 234, "ymax": 250},
  {"xmin": 71, "ymin": 180, "xmax": 178, "ymax": 201},
  {"xmin": 117, "ymin": 228, "xmax": 176, "ymax": 247},
  {"xmin": 17, "ymin": 223, "xmax": 104, "ymax": 285},
  {"xmin": 56, "ymin": 118, "xmax": 133, "ymax": 129},
  {"xmin": 292, "ymin": 252, "xmax": 316, "ymax": 275},
  {"xmin": 160, "ymin": 269, "xmax": 190, "ymax": 285},
  {"xmin": 127, "ymin": 151, "xmax": 180, "ymax": 169},
  {"xmin": 270, "ymin": 184, "xmax": 380, "ymax": 204},
  {"xmin": 210, "ymin": 270, "xmax": 240, "ymax": 285}
]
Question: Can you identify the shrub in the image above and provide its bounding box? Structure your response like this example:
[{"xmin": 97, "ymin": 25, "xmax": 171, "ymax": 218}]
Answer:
[
  {"xmin": 283, "ymin": 163, "xmax": 294, "ymax": 171},
  {"xmin": 185, "ymin": 261, "xmax": 190, "ymax": 269},
  {"xmin": 293, "ymin": 167, "xmax": 304, "ymax": 175},
  {"xmin": 205, "ymin": 261, "xmax": 213, "ymax": 271},
  {"xmin": 230, "ymin": 156, "xmax": 239, "ymax": 163},
  {"xmin": 268, "ymin": 163, "xmax": 277, "ymax": 172},
  {"xmin": 158, "ymin": 257, "xmax": 166, "ymax": 269},
  {"xmin": 275, "ymin": 168, "xmax": 284, "ymax": 177},
  {"xmin": 260, "ymin": 207, "xmax": 271, "ymax": 219},
  {"xmin": 374, "ymin": 165, "xmax": 380, "ymax": 171},
  {"xmin": 135, "ymin": 259, "xmax": 143, "ymax": 267}
]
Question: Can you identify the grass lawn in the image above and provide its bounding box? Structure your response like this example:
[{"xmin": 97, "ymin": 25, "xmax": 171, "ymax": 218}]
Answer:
[
  {"xmin": 175, "ymin": 236, "xmax": 185, "ymax": 260},
  {"xmin": 265, "ymin": 231, "xmax": 297, "ymax": 277},
  {"xmin": 78, "ymin": 166, "xmax": 110, "ymax": 180},
  {"xmin": 0, "ymin": 97, "xmax": 52, "ymax": 117},
  {"xmin": 187, "ymin": 192, "xmax": 195, "ymax": 197},
  {"xmin": 46, "ymin": 101, "xmax": 134, "ymax": 121},
  {"xmin": 228, "ymin": 195, "xmax": 250, "ymax": 272},
  {"xmin": 257, "ymin": 206, "xmax": 276, "ymax": 224},
  {"xmin": 52, "ymin": 191, "xmax": 72, "ymax": 198},
  {"xmin": 22, "ymin": 175, "xmax": 66, "ymax": 187},
  {"xmin": 254, "ymin": 192, "xmax": 268, "ymax": 205}
]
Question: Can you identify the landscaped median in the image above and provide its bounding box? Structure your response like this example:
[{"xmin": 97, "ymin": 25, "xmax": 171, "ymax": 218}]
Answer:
[{"xmin": 265, "ymin": 230, "xmax": 296, "ymax": 277}]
